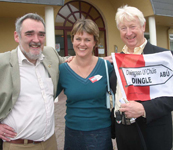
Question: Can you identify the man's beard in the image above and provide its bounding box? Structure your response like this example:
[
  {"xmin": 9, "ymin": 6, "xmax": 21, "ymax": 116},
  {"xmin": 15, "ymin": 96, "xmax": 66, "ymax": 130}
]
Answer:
[
  {"xmin": 21, "ymin": 43, "xmax": 42, "ymax": 60},
  {"xmin": 22, "ymin": 49, "xmax": 42, "ymax": 60}
]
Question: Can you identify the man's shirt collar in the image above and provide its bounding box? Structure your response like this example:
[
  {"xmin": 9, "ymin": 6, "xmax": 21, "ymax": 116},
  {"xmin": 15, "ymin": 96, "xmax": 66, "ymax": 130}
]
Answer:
[
  {"xmin": 122, "ymin": 38, "xmax": 147, "ymax": 54},
  {"xmin": 17, "ymin": 46, "xmax": 44, "ymax": 65}
]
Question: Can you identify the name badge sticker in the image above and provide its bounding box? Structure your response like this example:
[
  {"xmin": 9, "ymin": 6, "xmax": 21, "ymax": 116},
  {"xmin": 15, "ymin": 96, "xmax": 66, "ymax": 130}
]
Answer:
[{"xmin": 89, "ymin": 75, "xmax": 103, "ymax": 83}]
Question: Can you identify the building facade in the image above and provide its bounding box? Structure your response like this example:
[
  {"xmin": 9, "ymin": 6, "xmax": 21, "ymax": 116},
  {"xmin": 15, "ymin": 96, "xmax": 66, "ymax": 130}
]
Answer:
[{"xmin": 0, "ymin": 0, "xmax": 173, "ymax": 56}]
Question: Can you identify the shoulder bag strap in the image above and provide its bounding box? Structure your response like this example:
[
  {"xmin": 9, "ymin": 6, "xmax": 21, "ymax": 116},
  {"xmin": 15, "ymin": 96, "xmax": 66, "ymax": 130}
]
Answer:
[{"xmin": 104, "ymin": 60, "xmax": 115, "ymax": 108}]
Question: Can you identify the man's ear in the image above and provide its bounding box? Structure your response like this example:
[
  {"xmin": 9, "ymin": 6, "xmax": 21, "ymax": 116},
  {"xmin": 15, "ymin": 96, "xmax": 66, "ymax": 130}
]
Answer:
[{"xmin": 14, "ymin": 31, "xmax": 19, "ymax": 43}]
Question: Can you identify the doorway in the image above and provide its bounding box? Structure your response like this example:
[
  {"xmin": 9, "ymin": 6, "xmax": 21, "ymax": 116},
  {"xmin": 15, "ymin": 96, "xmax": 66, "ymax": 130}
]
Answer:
[{"xmin": 55, "ymin": 1, "xmax": 107, "ymax": 57}]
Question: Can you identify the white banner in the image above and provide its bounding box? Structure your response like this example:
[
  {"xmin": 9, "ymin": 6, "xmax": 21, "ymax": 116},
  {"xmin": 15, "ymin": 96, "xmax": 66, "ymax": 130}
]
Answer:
[{"xmin": 111, "ymin": 51, "xmax": 173, "ymax": 101}]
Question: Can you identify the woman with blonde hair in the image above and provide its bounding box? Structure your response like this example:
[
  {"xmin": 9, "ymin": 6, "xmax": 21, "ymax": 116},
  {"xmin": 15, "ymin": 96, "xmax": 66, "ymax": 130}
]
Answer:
[{"xmin": 57, "ymin": 19, "xmax": 113, "ymax": 150}]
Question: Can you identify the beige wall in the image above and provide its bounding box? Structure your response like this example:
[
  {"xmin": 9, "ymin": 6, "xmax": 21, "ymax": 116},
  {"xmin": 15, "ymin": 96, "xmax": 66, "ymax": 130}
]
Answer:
[
  {"xmin": 0, "ymin": 0, "xmax": 172, "ymax": 54},
  {"xmin": 169, "ymin": 28, "xmax": 173, "ymax": 34},
  {"xmin": 0, "ymin": 17, "xmax": 17, "ymax": 52},
  {"xmin": 0, "ymin": 2, "xmax": 53, "ymax": 53},
  {"xmin": 157, "ymin": 26, "xmax": 169, "ymax": 49},
  {"xmin": 86, "ymin": 0, "xmax": 119, "ymax": 54},
  {"xmin": 110, "ymin": 0, "xmax": 154, "ymax": 17}
]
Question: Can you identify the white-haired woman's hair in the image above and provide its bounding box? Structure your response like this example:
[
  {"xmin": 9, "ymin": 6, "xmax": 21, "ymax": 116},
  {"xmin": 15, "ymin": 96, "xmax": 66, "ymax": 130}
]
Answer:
[{"xmin": 115, "ymin": 5, "xmax": 146, "ymax": 29}]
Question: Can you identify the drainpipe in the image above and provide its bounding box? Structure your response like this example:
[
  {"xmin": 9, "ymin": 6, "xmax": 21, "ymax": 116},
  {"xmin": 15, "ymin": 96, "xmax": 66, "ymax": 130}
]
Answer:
[{"xmin": 148, "ymin": 16, "xmax": 157, "ymax": 46}]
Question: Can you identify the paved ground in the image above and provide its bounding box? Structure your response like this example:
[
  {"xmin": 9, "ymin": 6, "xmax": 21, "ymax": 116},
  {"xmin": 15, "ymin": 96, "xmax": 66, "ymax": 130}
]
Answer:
[
  {"xmin": 54, "ymin": 92, "xmax": 66, "ymax": 150},
  {"xmin": 54, "ymin": 91, "xmax": 118, "ymax": 150}
]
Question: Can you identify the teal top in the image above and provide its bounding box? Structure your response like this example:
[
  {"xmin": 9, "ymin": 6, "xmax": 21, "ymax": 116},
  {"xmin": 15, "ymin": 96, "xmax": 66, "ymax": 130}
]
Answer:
[{"xmin": 57, "ymin": 58, "xmax": 113, "ymax": 131}]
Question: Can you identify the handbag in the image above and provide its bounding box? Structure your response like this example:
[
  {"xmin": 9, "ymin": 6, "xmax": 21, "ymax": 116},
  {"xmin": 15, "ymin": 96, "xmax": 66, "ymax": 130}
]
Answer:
[
  {"xmin": 104, "ymin": 60, "xmax": 115, "ymax": 109},
  {"xmin": 104, "ymin": 60, "xmax": 116, "ymax": 139}
]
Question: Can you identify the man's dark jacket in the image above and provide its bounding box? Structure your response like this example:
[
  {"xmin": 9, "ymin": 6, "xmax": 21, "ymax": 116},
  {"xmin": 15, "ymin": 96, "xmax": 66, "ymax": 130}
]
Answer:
[{"xmin": 110, "ymin": 42, "xmax": 173, "ymax": 150}]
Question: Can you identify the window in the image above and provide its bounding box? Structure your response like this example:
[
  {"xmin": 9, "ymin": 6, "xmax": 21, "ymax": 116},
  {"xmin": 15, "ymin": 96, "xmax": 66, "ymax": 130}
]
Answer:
[
  {"xmin": 55, "ymin": 1, "xmax": 107, "ymax": 56},
  {"xmin": 169, "ymin": 34, "xmax": 173, "ymax": 50},
  {"xmin": 144, "ymin": 33, "xmax": 150, "ymax": 42}
]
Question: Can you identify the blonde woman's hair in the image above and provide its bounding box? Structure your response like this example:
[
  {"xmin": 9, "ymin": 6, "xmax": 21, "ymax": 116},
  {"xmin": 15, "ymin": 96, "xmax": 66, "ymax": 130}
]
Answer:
[{"xmin": 71, "ymin": 19, "xmax": 99, "ymax": 48}]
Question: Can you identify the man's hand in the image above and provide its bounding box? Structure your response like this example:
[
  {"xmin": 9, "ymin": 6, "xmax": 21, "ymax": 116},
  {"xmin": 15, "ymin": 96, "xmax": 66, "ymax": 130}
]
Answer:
[
  {"xmin": 65, "ymin": 56, "xmax": 75, "ymax": 63},
  {"xmin": 0, "ymin": 124, "xmax": 17, "ymax": 141},
  {"xmin": 103, "ymin": 55, "xmax": 113, "ymax": 63},
  {"xmin": 119, "ymin": 101, "xmax": 145, "ymax": 118}
]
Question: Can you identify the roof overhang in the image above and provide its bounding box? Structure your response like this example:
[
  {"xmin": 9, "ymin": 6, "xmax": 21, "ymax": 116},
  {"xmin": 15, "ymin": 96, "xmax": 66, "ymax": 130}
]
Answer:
[
  {"xmin": 0, "ymin": 0, "xmax": 64, "ymax": 6},
  {"xmin": 150, "ymin": 0, "xmax": 173, "ymax": 17}
]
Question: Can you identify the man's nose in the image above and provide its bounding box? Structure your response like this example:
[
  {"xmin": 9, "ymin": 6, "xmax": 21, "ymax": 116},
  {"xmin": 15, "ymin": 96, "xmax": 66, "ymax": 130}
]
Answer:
[
  {"xmin": 126, "ymin": 28, "xmax": 132, "ymax": 35},
  {"xmin": 32, "ymin": 35, "xmax": 39, "ymax": 42}
]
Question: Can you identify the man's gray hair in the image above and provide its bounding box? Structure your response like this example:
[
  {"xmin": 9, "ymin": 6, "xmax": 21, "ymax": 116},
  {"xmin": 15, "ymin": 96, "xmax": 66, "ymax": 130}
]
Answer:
[
  {"xmin": 15, "ymin": 13, "xmax": 45, "ymax": 37},
  {"xmin": 115, "ymin": 5, "xmax": 146, "ymax": 29}
]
